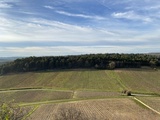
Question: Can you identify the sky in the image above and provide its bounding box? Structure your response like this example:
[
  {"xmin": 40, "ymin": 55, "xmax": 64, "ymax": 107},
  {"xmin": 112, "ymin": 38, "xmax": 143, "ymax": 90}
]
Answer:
[{"xmin": 0, "ymin": 0, "xmax": 160, "ymax": 57}]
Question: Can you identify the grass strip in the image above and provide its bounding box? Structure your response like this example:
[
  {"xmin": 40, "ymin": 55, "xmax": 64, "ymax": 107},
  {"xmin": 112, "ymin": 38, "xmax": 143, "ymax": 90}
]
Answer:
[
  {"xmin": 132, "ymin": 97, "xmax": 160, "ymax": 115},
  {"xmin": 19, "ymin": 96, "xmax": 127, "ymax": 107},
  {"xmin": 22, "ymin": 105, "xmax": 39, "ymax": 120}
]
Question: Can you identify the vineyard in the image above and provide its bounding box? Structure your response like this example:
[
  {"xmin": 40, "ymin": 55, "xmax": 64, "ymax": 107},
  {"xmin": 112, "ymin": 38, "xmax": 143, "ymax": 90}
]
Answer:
[
  {"xmin": 136, "ymin": 97, "xmax": 160, "ymax": 112},
  {"xmin": 74, "ymin": 90, "xmax": 120, "ymax": 99},
  {"xmin": 0, "ymin": 89, "xmax": 73, "ymax": 103},
  {"xmin": 0, "ymin": 89, "xmax": 122, "ymax": 104},
  {"xmin": 0, "ymin": 69, "xmax": 160, "ymax": 94},
  {"xmin": 28, "ymin": 98, "xmax": 160, "ymax": 120},
  {"xmin": 115, "ymin": 69, "xmax": 160, "ymax": 93},
  {"xmin": 0, "ymin": 69, "xmax": 160, "ymax": 119},
  {"xmin": 0, "ymin": 70, "xmax": 121, "ymax": 91}
]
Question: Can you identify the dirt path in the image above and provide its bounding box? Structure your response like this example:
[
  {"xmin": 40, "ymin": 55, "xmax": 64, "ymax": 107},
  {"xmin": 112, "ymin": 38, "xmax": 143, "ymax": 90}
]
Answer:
[
  {"xmin": 0, "ymin": 88, "xmax": 73, "ymax": 93},
  {"xmin": 132, "ymin": 93, "xmax": 156, "ymax": 97},
  {"xmin": 133, "ymin": 97, "xmax": 160, "ymax": 115},
  {"xmin": 72, "ymin": 91, "xmax": 77, "ymax": 99}
]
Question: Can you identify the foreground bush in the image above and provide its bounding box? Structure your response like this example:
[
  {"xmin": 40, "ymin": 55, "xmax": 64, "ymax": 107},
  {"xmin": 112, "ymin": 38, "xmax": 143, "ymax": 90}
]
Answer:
[
  {"xmin": 122, "ymin": 90, "xmax": 132, "ymax": 96},
  {"xmin": 0, "ymin": 102, "xmax": 25, "ymax": 120},
  {"xmin": 55, "ymin": 107, "xmax": 97, "ymax": 120}
]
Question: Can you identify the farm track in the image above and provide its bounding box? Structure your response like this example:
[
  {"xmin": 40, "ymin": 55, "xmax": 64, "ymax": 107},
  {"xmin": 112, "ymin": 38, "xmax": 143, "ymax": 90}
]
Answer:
[
  {"xmin": 19, "ymin": 95, "xmax": 160, "ymax": 106},
  {"xmin": 0, "ymin": 88, "xmax": 158, "ymax": 102},
  {"xmin": 3, "ymin": 88, "xmax": 154, "ymax": 107},
  {"xmin": 133, "ymin": 97, "xmax": 160, "ymax": 115},
  {"xmin": 0, "ymin": 88, "xmax": 73, "ymax": 93},
  {"xmin": 0, "ymin": 88, "xmax": 157, "ymax": 96}
]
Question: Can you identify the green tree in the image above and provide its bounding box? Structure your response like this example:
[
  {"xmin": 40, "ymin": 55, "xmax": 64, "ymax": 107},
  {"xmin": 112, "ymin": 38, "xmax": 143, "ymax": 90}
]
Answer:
[{"xmin": 149, "ymin": 60, "xmax": 157, "ymax": 68}]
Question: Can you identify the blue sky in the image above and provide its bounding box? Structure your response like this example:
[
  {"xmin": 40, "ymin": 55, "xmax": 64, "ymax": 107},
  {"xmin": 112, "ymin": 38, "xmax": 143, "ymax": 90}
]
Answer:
[{"xmin": 0, "ymin": 0, "xmax": 160, "ymax": 57}]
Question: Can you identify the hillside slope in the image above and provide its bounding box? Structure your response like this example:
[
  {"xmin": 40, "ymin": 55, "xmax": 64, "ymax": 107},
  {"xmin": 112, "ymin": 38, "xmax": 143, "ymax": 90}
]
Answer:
[{"xmin": 0, "ymin": 69, "xmax": 159, "ymax": 94}]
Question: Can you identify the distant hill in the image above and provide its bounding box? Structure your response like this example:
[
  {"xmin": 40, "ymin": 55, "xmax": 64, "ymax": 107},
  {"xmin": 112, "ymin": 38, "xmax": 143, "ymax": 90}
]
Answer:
[
  {"xmin": 148, "ymin": 53, "xmax": 160, "ymax": 57},
  {"xmin": 0, "ymin": 57, "xmax": 22, "ymax": 65}
]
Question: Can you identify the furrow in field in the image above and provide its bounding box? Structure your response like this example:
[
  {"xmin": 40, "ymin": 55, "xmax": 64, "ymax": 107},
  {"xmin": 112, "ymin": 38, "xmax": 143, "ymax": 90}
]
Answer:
[{"xmin": 28, "ymin": 98, "xmax": 160, "ymax": 120}]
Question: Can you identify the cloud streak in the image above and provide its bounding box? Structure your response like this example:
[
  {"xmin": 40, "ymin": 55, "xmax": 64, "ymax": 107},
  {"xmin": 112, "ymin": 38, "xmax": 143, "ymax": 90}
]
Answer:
[
  {"xmin": 112, "ymin": 11, "xmax": 152, "ymax": 22},
  {"xmin": 56, "ymin": 10, "xmax": 106, "ymax": 20},
  {"xmin": 0, "ymin": 2, "xmax": 12, "ymax": 8},
  {"xmin": 1, "ymin": 44, "xmax": 160, "ymax": 57},
  {"xmin": 0, "ymin": 17, "xmax": 119, "ymax": 42},
  {"xmin": 0, "ymin": 16, "xmax": 160, "ymax": 47},
  {"xmin": 44, "ymin": 5, "xmax": 54, "ymax": 10},
  {"xmin": 0, "ymin": 0, "xmax": 160, "ymax": 56}
]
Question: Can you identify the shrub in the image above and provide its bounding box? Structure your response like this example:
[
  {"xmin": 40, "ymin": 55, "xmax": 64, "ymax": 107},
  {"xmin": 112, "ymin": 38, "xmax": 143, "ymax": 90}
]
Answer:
[
  {"xmin": 0, "ymin": 101, "xmax": 26, "ymax": 120},
  {"xmin": 121, "ymin": 90, "xmax": 132, "ymax": 96},
  {"xmin": 126, "ymin": 91, "xmax": 132, "ymax": 96},
  {"xmin": 55, "ymin": 107, "xmax": 96, "ymax": 120},
  {"xmin": 121, "ymin": 90, "xmax": 127, "ymax": 94}
]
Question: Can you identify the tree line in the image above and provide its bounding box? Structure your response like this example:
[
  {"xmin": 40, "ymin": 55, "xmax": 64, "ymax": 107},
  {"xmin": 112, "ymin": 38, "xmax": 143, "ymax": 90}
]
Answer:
[{"xmin": 0, "ymin": 53, "xmax": 159, "ymax": 75}]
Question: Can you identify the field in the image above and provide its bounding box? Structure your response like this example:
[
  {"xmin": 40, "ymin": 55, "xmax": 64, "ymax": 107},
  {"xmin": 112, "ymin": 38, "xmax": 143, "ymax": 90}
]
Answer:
[
  {"xmin": 74, "ymin": 90, "xmax": 120, "ymax": 99},
  {"xmin": 0, "ymin": 70, "xmax": 120, "ymax": 91},
  {"xmin": 0, "ymin": 89, "xmax": 121, "ymax": 104},
  {"xmin": 28, "ymin": 98, "xmax": 160, "ymax": 120},
  {"xmin": 136, "ymin": 97, "xmax": 160, "ymax": 112},
  {"xmin": 0, "ymin": 69, "xmax": 160, "ymax": 119},
  {"xmin": 0, "ymin": 69, "xmax": 160, "ymax": 94},
  {"xmin": 0, "ymin": 89, "xmax": 73, "ymax": 103},
  {"xmin": 115, "ymin": 69, "xmax": 160, "ymax": 94}
]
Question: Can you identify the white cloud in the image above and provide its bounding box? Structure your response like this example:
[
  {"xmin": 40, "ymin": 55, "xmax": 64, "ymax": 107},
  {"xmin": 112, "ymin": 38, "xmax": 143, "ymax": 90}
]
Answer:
[
  {"xmin": 44, "ymin": 5, "xmax": 54, "ymax": 9},
  {"xmin": 146, "ymin": 5, "xmax": 160, "ymax": 10},
  {"xmin": 1, "ymin": 15, "xmax": 160, "ymax": 51},
  {"xmin": 0, "ymin": 2, "xmax": 12, "ymax": 8},
  {"xmin": 56, "ymin": 10, "xmax": 106, "ymax": 20},
  {"xmin": 18, "ymin": 11, "xmax": 37, "ymax": 15},
  {"xmin": 1, "ymin": 45, "xmax": 160, "ymax": 57},
  {"xmin": 0, "ymin": 14, "xmax": 160, "ymax": 46},
  {"xmin": 112, "ymin": 11, "xmax": 152, "ymax": 22},
  {"xmin": 0, "ymin": 17, "xmax": 119, "ymax": 42},
  {"xmin": 0, "ymin": 0, "xmax": 160, "ymax": 56}
]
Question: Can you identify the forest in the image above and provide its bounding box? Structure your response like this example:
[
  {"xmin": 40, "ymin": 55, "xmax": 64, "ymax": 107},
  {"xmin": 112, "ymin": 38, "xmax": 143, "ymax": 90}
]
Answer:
[{"xmin": 0, "ymin": 53, "xmax": 159, "ymax": 75}]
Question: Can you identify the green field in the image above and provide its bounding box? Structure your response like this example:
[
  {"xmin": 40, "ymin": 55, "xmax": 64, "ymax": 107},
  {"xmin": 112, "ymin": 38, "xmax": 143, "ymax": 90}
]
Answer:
[
  {"xmin": 0, "ymin": 89, "xmax": 73, "ymax": 103},
  {"xmin": 116, "ymin": 69, "xmax": 160, "ymax": 94},
  {"xmin": 0, "ymin": 69, "xmax": 159, "ymax": 94},
  {"xmin": 0, "ymin": 69, "xmax": 160, "ymax": 119},
  {"xmin": 0, "ymin": 70, "xmax": 120, "ymax": 91}
]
